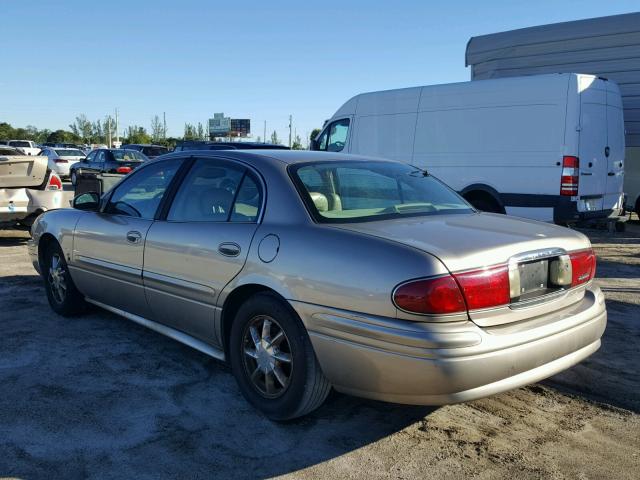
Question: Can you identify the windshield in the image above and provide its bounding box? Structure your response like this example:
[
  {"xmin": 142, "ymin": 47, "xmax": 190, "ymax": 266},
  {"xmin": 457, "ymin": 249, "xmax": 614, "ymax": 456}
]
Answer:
[
  {"xmin": 290, "ymin": 161, "xmax": 472, "ymax": 223},
  {"xmin": 54, "ymin": 149, "xmax": 85, "ymax": 157},
  {"xmin": 112, "ymin": 150, "xmax": 145, "ymax": 161}
]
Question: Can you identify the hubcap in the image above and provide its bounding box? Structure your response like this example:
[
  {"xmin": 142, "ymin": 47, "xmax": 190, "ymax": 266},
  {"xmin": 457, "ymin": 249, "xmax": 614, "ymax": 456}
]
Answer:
[
  {"xmin": 48, "ymin": 253, "xmax": 67, "ymax": 304},
  {"xmin": 242, "ymin": 315, "xmax": 293, "ymax": 398}
]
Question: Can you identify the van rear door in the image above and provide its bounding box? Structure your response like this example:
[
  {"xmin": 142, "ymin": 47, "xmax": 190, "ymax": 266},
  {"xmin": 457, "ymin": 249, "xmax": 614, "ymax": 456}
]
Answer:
[
  {"xmin": 0, "ymin": 152, "xmax": 48, "ymax": 188},
  {"xmin": 604, "ymin": 82, "xmax": 625, "ymax": 211},
  {"xmin": 577, "ymin": 76, "xmax": 608, "ymax": 212}
]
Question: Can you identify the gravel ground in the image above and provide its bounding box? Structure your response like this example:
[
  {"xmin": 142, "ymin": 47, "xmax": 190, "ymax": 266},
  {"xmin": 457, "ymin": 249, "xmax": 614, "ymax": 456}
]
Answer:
[{"xmin": 0, "ymin": 221, "xmax": 639, "ymax": 480}]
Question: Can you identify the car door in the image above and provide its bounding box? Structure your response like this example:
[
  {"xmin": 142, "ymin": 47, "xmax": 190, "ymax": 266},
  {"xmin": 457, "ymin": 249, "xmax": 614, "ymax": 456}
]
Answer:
[
  {"xmin": 142, "ymin": 157, "xmax": 264, "ymax": 344},
  {"xmin": 70, "ymin": 158, "xmax": 184, "ymax": 317}
]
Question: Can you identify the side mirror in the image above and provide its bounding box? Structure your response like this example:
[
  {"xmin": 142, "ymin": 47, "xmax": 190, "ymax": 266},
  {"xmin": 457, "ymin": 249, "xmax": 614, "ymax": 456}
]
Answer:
[
  {"xmin": 310, "ymin": 139, "xmax": 318, "ymax": 151},
  {"xmin": 73, "ymin": 191, "xmax": 100, "ymax": 211}
]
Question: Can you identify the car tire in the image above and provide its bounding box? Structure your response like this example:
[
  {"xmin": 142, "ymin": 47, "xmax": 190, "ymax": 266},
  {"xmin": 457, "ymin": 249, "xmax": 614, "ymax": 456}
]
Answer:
[
  {"xmin": 470, "ymin": 196, "xmax": 502, "ymax": 214},
  {"xmin": 229, "ymin": 293, "xmax": 331, "ymax": 421},
  {"xmin": 43, "ymin": 241, "xmax": 86, "ymax": 316}
]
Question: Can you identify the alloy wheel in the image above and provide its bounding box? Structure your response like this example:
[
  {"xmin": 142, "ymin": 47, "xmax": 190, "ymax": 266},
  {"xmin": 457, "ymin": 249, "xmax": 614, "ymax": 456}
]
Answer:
[
  {"xmin": 48, "ymin": 253, "xmax": 67, "ymax": 304},
  {"xmin": 241, "ymin": 315, "xmax": 293, "ymax": 398}
]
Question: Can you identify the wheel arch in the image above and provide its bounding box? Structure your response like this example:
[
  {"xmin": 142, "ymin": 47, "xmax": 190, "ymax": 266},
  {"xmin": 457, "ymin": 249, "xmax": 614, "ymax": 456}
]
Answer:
[
  {"xmin": 460, "ymin": 184, "xmax": 506, "ymax": 214},
  {"xmin": 220, "ymin": 282, "xmax": 292, "ymax": 358},
  {"xmin": 37, "ymin": 232, "xmax": 59, "ymax": 271}
]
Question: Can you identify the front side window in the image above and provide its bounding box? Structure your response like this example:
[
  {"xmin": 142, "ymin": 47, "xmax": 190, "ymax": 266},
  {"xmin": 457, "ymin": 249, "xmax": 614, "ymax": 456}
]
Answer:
[
  {"xmin": 104, "ymin": 159, "xmax": 181, "ymax": 219},
  {"xmin": 167, "ymin": 159, "xmax": 245, "ymax": 222},
  {"xmin": 290, "ymin": 160, "xmax": 472, "ymax": 223},
  {"xmin": 327, "ymin": 119, "xmax": 350, "ymax": 152},
  {"xmin": 85, "ymin": 151, "xmax": 96, "ymax": 163}
]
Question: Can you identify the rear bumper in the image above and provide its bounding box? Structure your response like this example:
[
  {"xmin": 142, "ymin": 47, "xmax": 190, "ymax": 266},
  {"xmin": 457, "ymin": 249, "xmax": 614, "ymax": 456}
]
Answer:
[
  {"xmin": 0, "ymin": 188, "xmax": 63, "ymax": 227},
  {"xmin": 291, "ymin": 285, "xmax": 606, "ymax": 405}
]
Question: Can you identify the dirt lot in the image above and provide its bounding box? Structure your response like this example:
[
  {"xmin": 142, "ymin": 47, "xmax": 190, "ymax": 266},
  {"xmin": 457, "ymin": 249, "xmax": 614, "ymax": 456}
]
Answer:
[{"xmin": 0, "ymin": 222, "xmax": 639, "ymax": 479}]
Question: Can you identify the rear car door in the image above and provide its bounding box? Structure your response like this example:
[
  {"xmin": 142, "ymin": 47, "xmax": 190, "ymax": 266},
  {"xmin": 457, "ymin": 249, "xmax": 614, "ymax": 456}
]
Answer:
[
  {"xmin": 142, "ymin": 157, "xmax": 263, "ymax": 344},
  {"xmin": 70, "ymin": 158, "xmax": 184, "ymax": 317}
]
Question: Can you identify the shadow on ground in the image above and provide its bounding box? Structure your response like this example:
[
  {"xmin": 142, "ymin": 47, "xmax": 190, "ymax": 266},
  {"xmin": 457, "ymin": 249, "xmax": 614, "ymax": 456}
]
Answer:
[{"xmin": 0, "ymin": 275, "xmax": 433, "ymax": 479}]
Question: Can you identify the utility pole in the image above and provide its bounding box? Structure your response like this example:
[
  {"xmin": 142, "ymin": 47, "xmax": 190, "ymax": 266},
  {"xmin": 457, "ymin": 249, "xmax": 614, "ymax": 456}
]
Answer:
[
  {"xmin": 263, "ymin": 120, "xmax": 266, "ymax": 144},
  {"xmin": 288, "ymin": 115, "xmax": 292, "ymax": 149},
  {"xmin": 107, "ymin": 116, "xmax": 112, "ymax": 148},
  {"xmin": 163, "ymin": 112, "xmax": 167, "ymax": 139},
  {"xmin": 115, "ymin": 108, "xmax": 119, "ymax": 144}
]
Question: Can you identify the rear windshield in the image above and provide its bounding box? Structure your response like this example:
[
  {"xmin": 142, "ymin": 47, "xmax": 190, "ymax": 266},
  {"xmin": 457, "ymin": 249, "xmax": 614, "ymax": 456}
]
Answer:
[
  {"xmin": 142, "ymin": 146, "xmax": 169, "ymax": 156},
  {"xmin": 112, "ymin": 150, "xmax": 145, "ymax": 161},
  {"xmin": 290, "ymin": 160, "xmax": 472, "ymax": 223},
  {"xmin": 54, "ymin": 149, "xmax": 85, "ymax": 157},
  {"xmin": 9, "ymin": 141, "xmax": 31, "ymax": 148}
]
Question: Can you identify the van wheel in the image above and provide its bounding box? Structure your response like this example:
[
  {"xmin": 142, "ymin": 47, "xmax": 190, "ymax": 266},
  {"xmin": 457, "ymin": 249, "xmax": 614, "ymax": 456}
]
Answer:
[
  {"xmin": 43, "ymin": 242, "xmax": 86, "ymax": 316},
  {"xmin": 468, "ymin": 195, "xmax": 503, "ymax": 214},
  {"xmin": 229, "ymin": 293, "xmax": 331, "ymax": 421}
]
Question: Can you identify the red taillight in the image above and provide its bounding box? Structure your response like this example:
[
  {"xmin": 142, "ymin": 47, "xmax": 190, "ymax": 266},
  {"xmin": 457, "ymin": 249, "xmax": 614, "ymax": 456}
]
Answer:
[
  {"xmin": 116, "ymin": 166, "xmax": 132, "ymax": 174},
  {"xmin": 393, "ymin": 275, "xmax": 466, "ymax": 314},
  {"xmin": 560, "ymin": 156, "xmax": 579, "ymax": 196},
  {"xmin": 453, "ymin": 265, "xmax": 510, "ymax": 310},
  {"xmin": 47, "ymin": 173, "xmax": 62, "ymax": 190},
  {"xmin": 569, "ymin": 249, "xmax": 596, "ymax": 286}
]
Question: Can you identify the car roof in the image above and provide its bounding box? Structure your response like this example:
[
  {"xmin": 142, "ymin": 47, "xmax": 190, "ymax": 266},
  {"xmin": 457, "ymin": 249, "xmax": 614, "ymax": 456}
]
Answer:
[{"xmin": 156, "ymin": 149, "xmax": 393, "ymax": 166}]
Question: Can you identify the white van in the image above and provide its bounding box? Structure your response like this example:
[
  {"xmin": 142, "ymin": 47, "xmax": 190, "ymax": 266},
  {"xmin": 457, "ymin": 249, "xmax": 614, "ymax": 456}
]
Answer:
[{"xmin": 312, "ymin": 73, "xmax": 625, "ymax": 224}]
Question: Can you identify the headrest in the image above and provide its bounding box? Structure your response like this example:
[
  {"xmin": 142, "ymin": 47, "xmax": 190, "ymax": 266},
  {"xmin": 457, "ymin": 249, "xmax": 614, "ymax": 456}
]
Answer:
[{"xmin": 309, "ymin": 192, "xmax": 328, "ymax": 212}]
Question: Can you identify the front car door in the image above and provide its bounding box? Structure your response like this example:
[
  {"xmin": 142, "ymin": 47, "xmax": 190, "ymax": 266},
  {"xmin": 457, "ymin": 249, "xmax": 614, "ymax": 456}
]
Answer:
[
  {"xmin": 142, "ymin": 157, "xmax": 264, "ymax": 344},
  {"xmin": 70, "ymin": 158, "xmax": 184, "ymax": 317}
]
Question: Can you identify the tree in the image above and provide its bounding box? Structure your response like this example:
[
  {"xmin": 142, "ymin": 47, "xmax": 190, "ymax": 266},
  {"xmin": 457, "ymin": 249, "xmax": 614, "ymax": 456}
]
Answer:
[
  {"xmin": 197, "ymin": 122, "xmax": 205, "ymax": 141},
  {"xmin": 310, "ymin": 128, "xmax": 321, "ymax": 144},
  {"xmin": 69, "ymin": 114, "xmax": 93, "ymax": 142},
  {"xmin": 124, "ymin": 125, "xmax": 151, "ymax": 144},
  {"xmin": 270, "ymin": 130, "xmax": 280, "ymax": 145},
  {"xmin": 46, "ymin": 129, "xmax": 80, "ymax": 144},
  {"xmin": 292, "ymin": 134, "xmax": 304, "ymax": 150},
  {"xmin": 184, "ymin": 123, "xmax": 198, "ymax": 140},
  {"xmin": 150, "ymin": 115, "xmax": 164, "ymax": 142}
]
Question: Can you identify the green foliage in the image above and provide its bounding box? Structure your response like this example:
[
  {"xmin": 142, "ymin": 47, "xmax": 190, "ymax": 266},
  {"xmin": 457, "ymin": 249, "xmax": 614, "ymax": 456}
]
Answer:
[
  {"xmin": 150, "ymin": 115, "xmax": 164, "ymax": 142},
  {"xmin": 270, "ymin": 130, "xmax": 280, "ymax": 145},
  {"xmin": 292, "ymin": 134, "xmax": 304, "ymax": 150},
  {"xmin": 47, "ymin": 129, "xmax": 81, "ymax": 144},
  {"xmin": 310, "ymin": 128, "xmax": 321, "ymax": 143},
  {"xmin": 124, "ymin": 125, "xmax": 151, "ymax": 144},
  {"xmin": 184, "ymin": 123, "xmax": 198, "ymax": 140}
]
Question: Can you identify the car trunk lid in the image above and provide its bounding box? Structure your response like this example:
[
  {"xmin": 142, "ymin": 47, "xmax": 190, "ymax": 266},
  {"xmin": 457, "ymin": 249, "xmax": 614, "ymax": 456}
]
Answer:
[
  {"xmin": 0, "ymin": 154, "xmax": 48, "ymax": 188},
  {"xmin": 334, "ymin": 212, "xmax": 591, "ymax": 326}
]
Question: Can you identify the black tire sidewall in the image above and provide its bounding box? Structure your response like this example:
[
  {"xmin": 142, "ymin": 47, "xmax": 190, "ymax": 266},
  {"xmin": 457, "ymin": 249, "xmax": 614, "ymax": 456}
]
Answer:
[
  {"xmin": 229, "ymin": 293, "xmax": 312, "ymax": 420},
  {"xmin": 43, "ymin": 242, "xmax": 82, "ymax": 316}
]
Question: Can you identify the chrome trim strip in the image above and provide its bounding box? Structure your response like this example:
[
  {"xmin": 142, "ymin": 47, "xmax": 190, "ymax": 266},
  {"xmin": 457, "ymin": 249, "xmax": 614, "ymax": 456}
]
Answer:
[
  {"xmin": 76, "ymin": 255, "xmax": 141, "ymax": 277},
  {"xmin": 85, "ymin": 298, "xmax": 225, "ymax": 361},
  {"xmin": 508, "ymin": 247, "xmax": 566, "ymax": 265}
]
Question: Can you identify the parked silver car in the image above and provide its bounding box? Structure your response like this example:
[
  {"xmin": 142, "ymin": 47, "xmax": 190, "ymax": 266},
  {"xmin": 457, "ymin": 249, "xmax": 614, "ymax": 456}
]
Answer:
[{"xmin": 28, "ymin": 150, "xmax": 606, "ymax": 420}]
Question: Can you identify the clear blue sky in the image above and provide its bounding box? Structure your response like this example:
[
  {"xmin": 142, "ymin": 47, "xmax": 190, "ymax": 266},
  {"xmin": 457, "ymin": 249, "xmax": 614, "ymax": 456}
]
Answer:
[{"xmin": 2, "ymin": 0, "xmax": 638, "ymax": 144}]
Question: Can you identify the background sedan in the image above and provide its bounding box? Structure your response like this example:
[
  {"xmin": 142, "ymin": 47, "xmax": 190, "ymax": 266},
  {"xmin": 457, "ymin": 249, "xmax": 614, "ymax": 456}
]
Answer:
[
  {"xmin": 69, "ymin": 148, "xmax": 148, "ymax": 185},
  {"xmin": 39, "ymin": 147, "xmax": 85, "ymax": 180}
]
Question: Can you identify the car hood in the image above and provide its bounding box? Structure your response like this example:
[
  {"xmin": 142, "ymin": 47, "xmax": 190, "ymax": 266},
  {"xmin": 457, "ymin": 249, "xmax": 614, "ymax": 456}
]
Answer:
[{"xmin": 332, "ymin": 212, "xmax": 590, "ymax": 272}]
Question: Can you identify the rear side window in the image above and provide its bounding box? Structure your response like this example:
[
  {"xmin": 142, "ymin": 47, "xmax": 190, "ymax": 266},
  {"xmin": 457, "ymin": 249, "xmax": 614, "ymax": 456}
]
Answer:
[
  {"xmin": 167, "ymin": 159, "xmax": 245, "ymax": 222},
  {"xmin": 230, "ymin": 175, "xmax": 263, "ymax": 222}
]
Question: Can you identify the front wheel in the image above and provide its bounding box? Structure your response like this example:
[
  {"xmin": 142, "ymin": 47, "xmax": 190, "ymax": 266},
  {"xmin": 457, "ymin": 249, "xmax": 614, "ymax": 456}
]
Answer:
[
  {"xmin": 229, "ymin": 293, "xmax": 331, "ymax": 421},
  {"xmin": 43, "ymin": 242, "xmax": 86, "ymax": 316}
]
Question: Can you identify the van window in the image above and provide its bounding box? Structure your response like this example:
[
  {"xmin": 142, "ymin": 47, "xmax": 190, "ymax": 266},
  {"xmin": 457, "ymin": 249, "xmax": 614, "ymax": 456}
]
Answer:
[{"xmin": 315, "ymin": 119, "xmax": 350, "ymax": 152}]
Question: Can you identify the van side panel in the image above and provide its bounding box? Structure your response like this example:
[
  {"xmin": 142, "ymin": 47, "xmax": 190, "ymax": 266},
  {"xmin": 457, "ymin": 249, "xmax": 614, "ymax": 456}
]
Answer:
[{"xmin": 412, "ymin": 76, "xmax": 568, "ymax": 221}]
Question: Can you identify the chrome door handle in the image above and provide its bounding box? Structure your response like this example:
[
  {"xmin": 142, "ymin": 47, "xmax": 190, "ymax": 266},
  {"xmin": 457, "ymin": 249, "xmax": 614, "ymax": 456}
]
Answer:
[
  {"xmin": 218, "ymin": 242, "xmax": 241, "ymax": 257},
  {"xmin": 126, "ymin": 230, "xmax": 142, "ymax": 244}
]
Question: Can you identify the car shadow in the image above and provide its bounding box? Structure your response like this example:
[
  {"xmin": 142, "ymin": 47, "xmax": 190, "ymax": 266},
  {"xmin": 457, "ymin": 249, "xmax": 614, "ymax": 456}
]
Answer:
[
  {"xmin": 0, "ymin": 233, "xmax": 30, "ymax": 247},
  {"xmin": 0, "ymin": 294, "xmax": 435, "ymax": 479}
]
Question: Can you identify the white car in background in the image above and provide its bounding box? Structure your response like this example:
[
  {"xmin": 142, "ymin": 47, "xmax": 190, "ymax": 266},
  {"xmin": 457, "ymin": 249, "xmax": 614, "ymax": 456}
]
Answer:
[
  {"xmin": 39, "ymin": 147, "xmax": 86, "ymax": 180},
  {"xmin": 8, "ymin": 140, "xmax": 41, "ymax": 156}
]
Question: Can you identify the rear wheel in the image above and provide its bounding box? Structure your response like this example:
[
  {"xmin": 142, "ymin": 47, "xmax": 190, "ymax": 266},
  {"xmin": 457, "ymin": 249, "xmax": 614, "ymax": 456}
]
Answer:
[
  {"xmin": 43, "ymin": 242, "xmax": 86, "ymax": 316},
  {"xmin": 229, "ymin": 293, "xmax": 331, "ymax": 421},
  {"xmin": 468, "ymin": 195, "xmax": 503, "ymax": 214}
]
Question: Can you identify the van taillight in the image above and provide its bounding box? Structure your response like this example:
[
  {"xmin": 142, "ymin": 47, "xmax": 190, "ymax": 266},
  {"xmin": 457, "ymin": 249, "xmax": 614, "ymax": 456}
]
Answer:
[
  {"xmin": 560, "ymin": 156, "xmax": 579, "ymax": 196},
  {"xmin": 453, "ymin": 265, "xmax": 511, "ymax": 310},
  {"xmin": 569, "ymin": 249, "xmax": 596, "ymax": 286},
  {"xmin": 47, "ymin": 173, "xmax": 62, "ymax": 190},
  {"xmin": 393, "ymin": 275, "xmax": 466, "ymax": 314}
]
